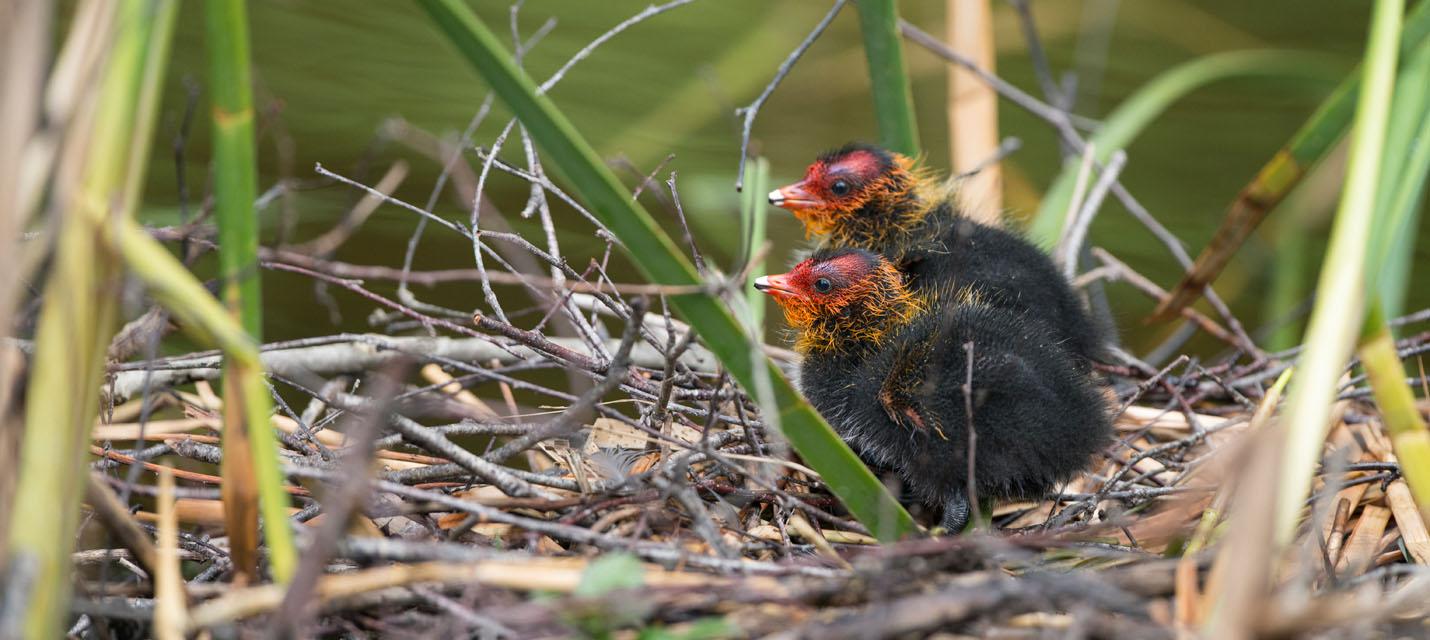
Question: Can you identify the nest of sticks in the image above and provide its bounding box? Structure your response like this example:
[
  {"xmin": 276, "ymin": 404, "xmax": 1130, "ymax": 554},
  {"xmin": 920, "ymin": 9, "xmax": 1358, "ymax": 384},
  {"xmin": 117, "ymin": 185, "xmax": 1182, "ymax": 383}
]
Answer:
[
  {"xmin": 82, "ymin": 322, "xmax": 1430, "ymax": 638},
  {"xmin": 75, "ymin": 143, "xmax": 1430, "ymax": 637},
  {"xmin": 56, "ymin": 3, "xmax": 1430, "ymax": 638}
]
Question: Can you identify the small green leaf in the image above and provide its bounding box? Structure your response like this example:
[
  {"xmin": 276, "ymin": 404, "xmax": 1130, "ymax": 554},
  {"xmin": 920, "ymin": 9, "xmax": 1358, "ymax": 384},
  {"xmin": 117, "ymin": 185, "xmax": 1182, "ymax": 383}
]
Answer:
[
  {"xmin": 639, "ymin": 617, "xmax": 740, "ymax": 640},
  {"xmin": 575, "ymin": 553, "xmax": 645, "ymax": 597}
]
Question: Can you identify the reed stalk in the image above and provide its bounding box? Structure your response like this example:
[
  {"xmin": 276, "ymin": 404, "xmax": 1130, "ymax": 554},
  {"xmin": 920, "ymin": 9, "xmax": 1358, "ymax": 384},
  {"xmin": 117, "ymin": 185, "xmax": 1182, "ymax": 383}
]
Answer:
[
  {"xmin": 5, "ymin": 2, "xmax": 175, "ymax": 636},
  {"xmin": 946, "ymin": 0, "xmax": 1001, "ymax": 219},
  {"xmin": 1354, "ymin": 34, "xmax": 1430, "ymax": 526},
  {"xmin": 854, "ymin": 0, "xmax": 920, "ymax": 157},
  {"xmin": 204, "ymin": 0, "xmax": 297, "ymax": 582}
]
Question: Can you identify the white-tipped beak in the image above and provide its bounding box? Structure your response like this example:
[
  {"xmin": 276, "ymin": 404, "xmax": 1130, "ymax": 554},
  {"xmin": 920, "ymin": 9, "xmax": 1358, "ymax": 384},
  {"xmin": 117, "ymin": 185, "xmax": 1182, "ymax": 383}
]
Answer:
[
  {"xmin": 752, "ymin": 273, "xmax": 796, "ymax": 298},
  {"xmin": 767, "ymin": 181, "xmax": 821, "ymax": 210}
]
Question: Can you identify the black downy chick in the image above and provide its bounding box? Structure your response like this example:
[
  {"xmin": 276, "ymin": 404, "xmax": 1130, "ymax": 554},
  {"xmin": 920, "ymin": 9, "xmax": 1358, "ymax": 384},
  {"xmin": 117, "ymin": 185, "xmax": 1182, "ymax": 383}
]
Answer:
[
  {"xmin": 755, "ymin": 248, "xmax": 1112, "ymax": 533},
  {"xmin": 768, "ymin": 142, "xmax": 1108, "ymax": 370}
]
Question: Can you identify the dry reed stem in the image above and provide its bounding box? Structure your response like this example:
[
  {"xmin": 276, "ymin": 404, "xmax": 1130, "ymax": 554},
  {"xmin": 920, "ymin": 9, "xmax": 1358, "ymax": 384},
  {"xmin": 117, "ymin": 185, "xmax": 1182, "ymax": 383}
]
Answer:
[
  {"xmin": 947, "ymin": 0, "xmax": 1002, "ymax": 219},
  {"xmin": 419, "ymin": 362, "xmax": 500, "ymax": 420},
  {"xmin": 134, "ymin": 499, "xmax": 305, "ymax": 528},
  {"xmin": 151, "ymin": 468, "xmax": 185, "ymax": 640},
  {"xmin": 186, "ymin": 557, "xmax": 788, "ymax": 631},
  {"xmin": 1386, "ymin": 478, "xmax": 1430, "ymax": 563},
  {"xmin": 787, "ymin": 510, "xmax": 851, "ymax": 569},
  {"xmin": 83, "ymin": 473, "xmax": 160, "ymax": 578},
  {"xmin": 1337, "ymin": 504, "xmax": 1391, "ymax": 575}
]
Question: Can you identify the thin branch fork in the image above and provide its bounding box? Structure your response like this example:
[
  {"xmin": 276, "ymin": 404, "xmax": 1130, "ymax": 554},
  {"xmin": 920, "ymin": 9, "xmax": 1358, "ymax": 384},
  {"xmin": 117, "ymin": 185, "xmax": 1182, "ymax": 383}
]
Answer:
[
  {"xmin": 900, "ymin": 19, "xmax": 1266, "ymax": 362},
  {"xmin": 1089, "ymin": 248, "xmax": 1241, "ymax": 349},
  {"xmin": 482, "ymin": 297, "xmax": 645, "ymax": 463},
  {"xmin": 734, "ymin": 0, "xmax": 848, "ymax": 190}
]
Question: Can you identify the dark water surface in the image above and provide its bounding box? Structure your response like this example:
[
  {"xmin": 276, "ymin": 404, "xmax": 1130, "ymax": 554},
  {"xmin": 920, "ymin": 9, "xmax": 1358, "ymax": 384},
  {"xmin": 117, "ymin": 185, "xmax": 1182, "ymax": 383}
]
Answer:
[{"xmin": 136, "ymin": 1, "xmax": 1429, "ymax": 357}]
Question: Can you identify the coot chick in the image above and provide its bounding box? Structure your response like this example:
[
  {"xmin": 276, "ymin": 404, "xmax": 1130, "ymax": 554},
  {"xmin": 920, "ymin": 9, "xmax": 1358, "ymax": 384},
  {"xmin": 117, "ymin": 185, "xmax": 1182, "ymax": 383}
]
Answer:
[
  {"xmin": 755, "ymin": 248, "xmax": 1111, "ymax": 533},
  {"xmin": 768, "ymin": 143, "xmax": 1108, "ymax": 369}
]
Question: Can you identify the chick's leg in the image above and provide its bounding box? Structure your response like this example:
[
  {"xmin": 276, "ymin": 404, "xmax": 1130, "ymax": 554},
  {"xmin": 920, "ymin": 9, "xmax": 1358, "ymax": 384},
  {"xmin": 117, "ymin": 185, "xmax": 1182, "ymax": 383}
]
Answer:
[{"xmin": 941, "ymin": 491, "xmax": 971, "ymax": 534}]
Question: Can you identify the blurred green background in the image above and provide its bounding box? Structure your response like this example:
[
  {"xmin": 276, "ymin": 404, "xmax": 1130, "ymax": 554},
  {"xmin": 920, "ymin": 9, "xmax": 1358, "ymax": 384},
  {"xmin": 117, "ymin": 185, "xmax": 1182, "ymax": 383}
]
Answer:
[{"xmin": 129, "ymin": 0, "xmax": 1428, "ymax": 355}]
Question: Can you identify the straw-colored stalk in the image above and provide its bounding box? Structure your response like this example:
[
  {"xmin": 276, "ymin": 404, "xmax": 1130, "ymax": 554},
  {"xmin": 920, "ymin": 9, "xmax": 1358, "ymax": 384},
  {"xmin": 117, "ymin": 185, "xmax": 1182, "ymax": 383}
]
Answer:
[
  {"xmin": 1200, "ymin": 367, "xmax": 1292, "ymax": 637},
  {"xmin": 0, "ymin": 1, "xmax": 52, "ymax": 388},
  {"xmin": 187, "ymin": 556, "xmax": 785, "ymax": 632},
  {"xmin": 5, "ymin": 2, "xmax": 175, "ymax": 637},
  {"xmin": 947, "ymin": 0, "xmax": 1001, "ymax": 220},
  {"xmin": 1358, "ymin": 308, "xmax": 1430, "ymax": 524},
  {"xmin": 0, "ymin": 0, "xmax": 56, "ymax": 556},
  {"xmin": 1272, "ymin": 0, "xmax": 1404, "ymax": 547},
  {"xmin": 152, "ymin": 468, "xmax": 187, "ymax": 640}
]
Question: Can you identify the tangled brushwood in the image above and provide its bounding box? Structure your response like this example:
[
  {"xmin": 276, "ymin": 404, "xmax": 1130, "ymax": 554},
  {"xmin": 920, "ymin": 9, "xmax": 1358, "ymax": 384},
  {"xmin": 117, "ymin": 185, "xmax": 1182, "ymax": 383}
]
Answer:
[
  {"xmin": 7, "ymin": 1, "xmax": 1429, "ymax": 639},
  {"xmin": 80, "ymin": 292, "xmax": 1430, "ymax": 636}
]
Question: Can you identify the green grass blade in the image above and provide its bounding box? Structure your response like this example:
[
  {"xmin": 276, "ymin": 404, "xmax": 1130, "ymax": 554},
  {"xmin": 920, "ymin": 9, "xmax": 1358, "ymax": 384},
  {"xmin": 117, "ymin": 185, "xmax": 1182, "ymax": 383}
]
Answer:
[
  {"xmin": 742, "ymin": 157, "xmax": 771, "ymax": 335},
  {"xmin": 206, "ymin": 0, "xmax": 262, "ymax": 339},
  {"xmin": 1355, "ymin": 32, "xmax": 1430, "ymax": 525},
  {"xmin": 204, "ymin": 0, "xmax": 297, "ymax": 582},
  {"xmin": 855, "ymin": 0, "xmax": 920, "ymax": 156},
  {"xmin": 1263, "ymin": 222, "xmax": 1312, "ymax": 351},
  {"xmin": 414, "ymin": 0, "xmax": 914, "ymax": 540},
  {"xmin": 1369, "ymin": 36, "xmax": 1430, "ymax": 321},
  {"xmin": 1029, "ymin": 50, "xmax": 1335, "ymax": 245},
  {"xmin": 1152, "ymin": 0, "xmax": 1430, "ymax": 321},
  {"xmin": 1150, "ymin": 82, "xmax": 1354, "ymax": 323},
  {"xmin": 1273, "ymin": 0, "xmax": 1404, "ymax": 546},
  {"xmin": 6, "ymin": 1, "xmax": 175, "ymax": 636},
  {"xmin": 119, "ymin": 223, "xmax": 266, "ymax": 360},
  {"xmin": 1375, "ymin": 112, "xmax": 1430, "ymax": 321}
]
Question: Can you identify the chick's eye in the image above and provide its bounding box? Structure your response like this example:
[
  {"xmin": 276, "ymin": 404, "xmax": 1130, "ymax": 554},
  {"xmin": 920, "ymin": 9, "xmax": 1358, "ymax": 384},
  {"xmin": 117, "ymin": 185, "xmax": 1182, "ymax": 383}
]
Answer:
[
  {"xmin": 813, "ymin": 277, "xmax": 833, "ymax": 293},
  {"xmin": 829, "ymin": 179, "xmax": 851, "ymax": 197}
]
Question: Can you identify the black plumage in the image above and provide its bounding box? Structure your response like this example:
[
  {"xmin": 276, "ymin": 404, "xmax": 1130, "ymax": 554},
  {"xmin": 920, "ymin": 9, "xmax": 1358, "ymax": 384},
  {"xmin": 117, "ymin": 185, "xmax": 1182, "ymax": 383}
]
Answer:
[
  {"xmin": 761, "ymin": 248, "xmax": 1112, "ymax": 533},
  {"xmin": 769, "ymin": 142, "xmax": 1110, "ymax": 368},
  {"xmin": 903, "ymin": 208, "xmax": 1109, "ymax": 370}
]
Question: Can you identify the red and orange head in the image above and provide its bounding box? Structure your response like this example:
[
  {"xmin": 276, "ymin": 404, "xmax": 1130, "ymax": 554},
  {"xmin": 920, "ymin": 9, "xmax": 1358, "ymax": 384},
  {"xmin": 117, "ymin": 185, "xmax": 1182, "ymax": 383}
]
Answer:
[
  {"xmin": 767, "ymin": 143, "xmax": 918, "ymax": 238},
  {"xmin": 754, "ymin": 248, "xmax": 922, "ymax": 352}
]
